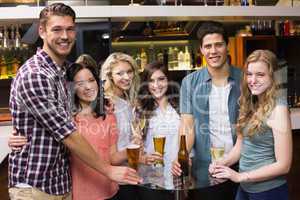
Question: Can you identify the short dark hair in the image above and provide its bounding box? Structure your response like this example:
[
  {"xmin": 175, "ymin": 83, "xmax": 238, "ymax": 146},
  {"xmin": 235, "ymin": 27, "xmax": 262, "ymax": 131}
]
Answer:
[
  {"xmin": 39, "ymin": 3, "xmax": 76, "ymax": 26},
  {"xmin": 197, "ymin": 21, "xmax": 228, "ymax": 47}
]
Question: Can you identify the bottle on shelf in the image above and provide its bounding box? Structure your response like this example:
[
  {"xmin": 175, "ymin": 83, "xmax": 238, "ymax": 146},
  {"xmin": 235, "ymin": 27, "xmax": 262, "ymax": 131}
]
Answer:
[
  {"xmin": 177, "ymin": 50, "xmax": 184, "ymax": 70},
  {"xmin": 10, "ymin": 25, "xmax": 15, "ymax": 49},
  {"xmin": 0, "ymin": 55, "xmax": 8, "ymax": 79},
  {"xmin": 284, "ymin": 20, "xmax": 290, "ymax": 36},
  {"xmin": 148, "ymin": 44, "xmax": 155, "ymax": 64},
  {"xmin": 0, "ymin": 29, "xmax": 3, "ymax": 49},
  {"xmin": 157, "ymin": 49, "xmax": 163, "ymax": 63},
  {"xmin": 140, "ymin": 48, "xmax": 147, "ymax": 71},
  {"xmin": 178, "ymin": 135, "xmax": 189, "ymax": 178},
  {"xmin": 15, "ymin": 25, "xmax": 21, "ymax": 49},
  {"xmin": 173, "ymin": 47, "xmax": 179, "ymax": 69},
  {"xmin": 184, "ymin": 46, "xmax": 191, "ymax": 69},
  {"xmin": 135, "ymin": 53, "xmax": 141, "ymax": 71},
  {"xmin": 12, "ymin": 57, "xmax": 20, "ymax": 77},
  {"xmin": 3, "ymin": 26, "xmax": 9, "ymax": 49},
  {"xmin": 168, "ymin": 47, "xmax": 174, "ymax": 69}
]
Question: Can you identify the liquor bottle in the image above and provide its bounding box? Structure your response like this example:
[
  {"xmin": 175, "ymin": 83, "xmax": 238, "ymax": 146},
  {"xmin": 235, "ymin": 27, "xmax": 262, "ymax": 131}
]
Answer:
[
  {"xmin": 3, "ymin": 26, "xmax": 9, "ymax": 49},
  {"xmin": 10, "ymin": 25, "xmax": 15, "ymax": 49},
  {"xmin": 173, "ymin": 47, "xmax": 179, "ymax": 69},
  {"xmin": 140, "ymin": 48, "xmax": 147, "ymax": 71},
  {"xmin": 184, "ymin": 46, "xmax": 191, "ymax": 69},
  {"xmin": 157, "ymin": 49, "xmax": 163, "ymax": 63},
  {"xmin": 12, "ymin": 58, "xmax": 20, "ymax": 77},
  {"xmin": 0, "ymin": 55, "xmax": 8, "ymax": 79},
  {"xmin": 15, "ymin": 25, "xmax": 21, "ymax": 49},
  {"xmin": 168, "ymin": 47, "xmax": 174, "ymax": 69},
  {"xmin": 148, "ymin": 44, "xmax": 155, "ymax": 63},
  {"xmin": 177, "ymin": 50, "xmax": 184, "ymax": 70},
  {"xmin": 0, "ymin": 29, "xmax": 3, "ymax": 49},
  {"xmin": 178, "ymin": 135, "xmax": 189, "ymax": 177}
]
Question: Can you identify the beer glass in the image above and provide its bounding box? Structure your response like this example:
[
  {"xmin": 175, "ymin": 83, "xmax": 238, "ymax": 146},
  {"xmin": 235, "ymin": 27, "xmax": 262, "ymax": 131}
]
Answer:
[
  {"xmin": 210, "ymin": 141, "xmax": 225, "ymax": 162},
  {"xmin": 153, "ymin": 135, "xmax": 166, "ymax": 166},
  {"xmin": 127, "ymin": 144, "xmax": 140, "ymax": 170}
]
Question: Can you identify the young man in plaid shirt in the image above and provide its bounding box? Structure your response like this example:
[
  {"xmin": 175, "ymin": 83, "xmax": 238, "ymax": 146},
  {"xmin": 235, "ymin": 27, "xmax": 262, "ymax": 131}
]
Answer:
[{"xmin": 8, "ymin": 3, "xmax": 141, "ymax": 199}]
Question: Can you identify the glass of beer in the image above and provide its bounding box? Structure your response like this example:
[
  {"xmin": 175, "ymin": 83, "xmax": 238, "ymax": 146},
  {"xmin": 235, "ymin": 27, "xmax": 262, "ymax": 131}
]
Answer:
[
  {"xmin": 127, "ymin": 144, "xmax": 140, "ymax": 170},
  {"xmin": 210, "ymin": 142, "xmax": 225, "ymax": 162},
  {"xmin": 153, "ymin": 135, "xmax": 166, "ymax": 166}
]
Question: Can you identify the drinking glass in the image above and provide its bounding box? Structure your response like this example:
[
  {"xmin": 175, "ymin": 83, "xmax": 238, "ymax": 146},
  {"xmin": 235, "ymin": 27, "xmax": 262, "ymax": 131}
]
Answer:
[
  {"xmin": 131, "ymin": 114, "xmax": 146, "ymax": 136},
  {"xmin": 127, "ymin": 144, "xmax": 140, "ymax": 170},
  {"xmin": 210, "ymin": 141, "xmax": 225, "ymax": 162},
  {"xmin": 153, "ymin": 135, "xmax": 166, "ymax": 166}
]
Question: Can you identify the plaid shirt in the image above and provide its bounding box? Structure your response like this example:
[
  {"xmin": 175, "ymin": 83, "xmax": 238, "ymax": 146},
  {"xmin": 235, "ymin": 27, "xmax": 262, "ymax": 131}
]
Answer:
[{"xmin": 9, "ymin": 49, "xmax": 76, "ymax": 195}]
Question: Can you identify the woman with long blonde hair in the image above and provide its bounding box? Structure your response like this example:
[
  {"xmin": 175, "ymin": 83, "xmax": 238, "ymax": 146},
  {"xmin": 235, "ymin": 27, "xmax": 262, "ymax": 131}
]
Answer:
[
  {"xmin": 210, "ymin": 49, "xmax": 292, "ymax": 200},
  {"xmin": 101, "ymin": 52, "xmax": 140, "ymax": 105},
  {"xmin": 100, "ymin": 52, "xmax": 141, "ymax": 200}
]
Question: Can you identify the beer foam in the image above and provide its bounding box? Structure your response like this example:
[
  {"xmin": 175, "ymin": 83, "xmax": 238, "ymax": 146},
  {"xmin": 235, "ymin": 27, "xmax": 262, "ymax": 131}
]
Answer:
[
  {"xmin": 153, "ymin": 135, "xmax": 166, "ymax": 138},
  {"xmin": 127, "ymin": 144, "xmax": 140, "ymax": 149}
]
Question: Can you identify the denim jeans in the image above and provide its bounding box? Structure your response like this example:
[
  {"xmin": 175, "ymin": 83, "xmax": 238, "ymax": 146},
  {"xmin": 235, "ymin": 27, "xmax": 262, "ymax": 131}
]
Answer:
[{"xmin": 235, "ymin": 183, "xmax": 288, "ymax": 200}]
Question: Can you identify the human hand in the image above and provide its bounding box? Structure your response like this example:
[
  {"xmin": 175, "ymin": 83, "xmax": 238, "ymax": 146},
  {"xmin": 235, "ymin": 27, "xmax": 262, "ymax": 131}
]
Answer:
[
  {"xmin": 211, "ymin": 165, "xmax": 242, "ymax": 183},
  {"xmin": 141, "ymin": 152, "xmax": 163, "ymax": 165},
  {"xmin": 171, "ymin": 160, "xmax": 182, "ymax": 176},
  {"xmin": 8, "ymin": 129, "xmax": 27, "ymax": 151},
  {"xmin": 131, "ymin": 134, "xmax": 142, "ymax": 146},
  {"xmin": 107, "ymin": 165, "xmax": 142, "ymax": 185},
  {"xmin": 208, "ymin": 159, "xmax": 224, "ymax": 175}
]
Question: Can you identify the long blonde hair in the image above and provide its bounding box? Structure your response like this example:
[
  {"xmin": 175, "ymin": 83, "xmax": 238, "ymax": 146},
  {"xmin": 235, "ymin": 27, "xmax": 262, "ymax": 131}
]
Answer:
[
  {"xmin": 238, "ymin": 49, "xmax": 278, "ymax": 137},
  {"xmin": 100, "ymin": 52, "xmax": 140, "ymax": 105}
]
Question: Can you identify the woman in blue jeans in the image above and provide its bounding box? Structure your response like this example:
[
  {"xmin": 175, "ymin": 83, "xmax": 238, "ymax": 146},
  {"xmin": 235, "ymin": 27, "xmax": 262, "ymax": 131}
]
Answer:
[{"xmin": 209, "ymin": 49, "xmax": 292, "ymax": 200}]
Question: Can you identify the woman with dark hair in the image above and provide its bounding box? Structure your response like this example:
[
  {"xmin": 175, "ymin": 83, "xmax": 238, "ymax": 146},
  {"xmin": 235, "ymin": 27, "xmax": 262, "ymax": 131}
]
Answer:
[
  {"xmin": 66, "ymin": 62, "xmax": 128, "ymax": 200},
  {"xmin": 135, "ymin": 61, "xmax": 180, "ymax": 199}
]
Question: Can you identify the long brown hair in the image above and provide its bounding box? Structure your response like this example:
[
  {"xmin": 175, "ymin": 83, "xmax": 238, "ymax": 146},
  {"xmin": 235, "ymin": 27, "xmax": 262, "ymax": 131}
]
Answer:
[
  {"xmin": 237, "ymin": 49, "xmax": 278, "ymax": 137},
  {"xmin": 136, "ymin": 61, "xmax": 179, "ymax": 138}
]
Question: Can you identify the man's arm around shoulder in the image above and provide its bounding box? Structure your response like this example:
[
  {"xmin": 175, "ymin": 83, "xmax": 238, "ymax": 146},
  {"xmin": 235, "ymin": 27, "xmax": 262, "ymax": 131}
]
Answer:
[{"xmin": 63, "ymin": 131, "xmax": 141, "ymax": 185}]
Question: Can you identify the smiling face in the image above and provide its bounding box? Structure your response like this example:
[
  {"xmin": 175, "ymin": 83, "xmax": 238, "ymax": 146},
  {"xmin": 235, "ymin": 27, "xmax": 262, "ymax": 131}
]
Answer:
[
  {"xmin": 247, "ymin": 61, "xmax": 272, "ymax": 96},
  {"xmin": 39, "ymin": 15, "xmax": 76, "ymax": 64},
  {"xmin": 148, "ymin": 69, "xmax": 168, "ymax": 101},
  {"xmin": 111, "ymin": 61, "xmax": 134, "ymax": 92},
  {"xmin": 74, "ymin": 68, "xmax": 98, "ymax": 105},
  {"xmin": 200, "ymin": 33, "xmax": 228, "ymax": 69}
]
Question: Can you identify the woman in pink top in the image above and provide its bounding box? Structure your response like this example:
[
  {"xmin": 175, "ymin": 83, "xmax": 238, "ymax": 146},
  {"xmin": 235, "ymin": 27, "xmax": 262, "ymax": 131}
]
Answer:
[{"xmin": 66, "ymin": 60, "xmax": 129, "ymax": 200}]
